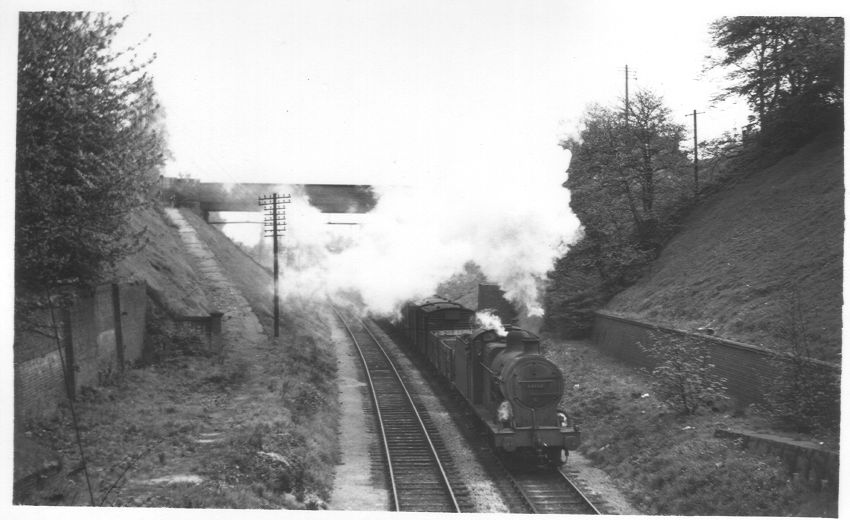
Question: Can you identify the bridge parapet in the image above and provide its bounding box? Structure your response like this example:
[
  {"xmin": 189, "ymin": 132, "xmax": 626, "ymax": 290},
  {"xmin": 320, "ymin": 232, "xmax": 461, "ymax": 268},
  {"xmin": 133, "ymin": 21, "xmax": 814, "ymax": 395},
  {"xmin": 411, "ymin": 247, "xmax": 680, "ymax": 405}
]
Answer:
[{"xmin": 160, "ymin": 178, "xmax": 376, "ymax": 218}]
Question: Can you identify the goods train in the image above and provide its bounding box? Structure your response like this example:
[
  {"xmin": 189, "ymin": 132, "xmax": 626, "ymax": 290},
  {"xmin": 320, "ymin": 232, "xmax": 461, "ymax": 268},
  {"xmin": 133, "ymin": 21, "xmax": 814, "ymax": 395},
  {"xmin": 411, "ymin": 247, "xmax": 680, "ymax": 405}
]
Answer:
[{"xmin": 401, "ymin": 296, "xmax": 580, "ymax": 466}]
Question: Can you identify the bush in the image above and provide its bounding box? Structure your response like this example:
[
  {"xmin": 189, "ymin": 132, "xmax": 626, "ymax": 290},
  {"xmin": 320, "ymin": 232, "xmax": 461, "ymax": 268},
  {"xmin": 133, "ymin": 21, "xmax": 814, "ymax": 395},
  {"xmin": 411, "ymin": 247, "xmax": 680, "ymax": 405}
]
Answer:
[
  {"xmin": 763, "ymin": 285, "xmax": 840, "ymax": 433},
  {"xmin": 639, "ymin": 330, "xmax": 727, "ymax": 415}
]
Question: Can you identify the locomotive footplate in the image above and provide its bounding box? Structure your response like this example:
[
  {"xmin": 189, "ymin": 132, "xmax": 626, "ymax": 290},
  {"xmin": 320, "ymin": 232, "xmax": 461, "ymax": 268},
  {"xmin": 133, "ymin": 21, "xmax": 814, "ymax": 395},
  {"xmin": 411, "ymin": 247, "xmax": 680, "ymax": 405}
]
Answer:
[
  {"xmin": 491, "ymin": 425, "xmax": 581, "ymax": 452},
  {"xmin": 473, "ymin": 405, "xmax": 580, "ymax": 452}
]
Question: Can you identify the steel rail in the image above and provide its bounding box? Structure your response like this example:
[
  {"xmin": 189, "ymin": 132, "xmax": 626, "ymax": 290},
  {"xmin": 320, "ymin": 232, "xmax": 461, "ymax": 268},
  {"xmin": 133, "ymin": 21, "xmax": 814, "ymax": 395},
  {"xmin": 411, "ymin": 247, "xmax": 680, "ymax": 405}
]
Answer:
[
  {"xmin": 558, "ymin": 468, "xmax": 602, "ymax": 515},
  {"xmin": 333, "ymin": 306, "xmax": 460, "ymax": 512},
  {"xmin": 332, "ymin": 305, "xmax": 400, "ymax": 511},
  {"xmin": 358, "ymin": 319, "xmax": 461, "ymax": 513}
]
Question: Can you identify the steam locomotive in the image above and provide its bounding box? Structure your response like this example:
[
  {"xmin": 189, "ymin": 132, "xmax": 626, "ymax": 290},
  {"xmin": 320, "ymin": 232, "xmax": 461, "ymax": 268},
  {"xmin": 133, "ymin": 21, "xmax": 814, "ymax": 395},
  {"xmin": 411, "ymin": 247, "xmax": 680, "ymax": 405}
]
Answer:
[{"xmin": 401, "ymin": 296, "xmax": 580, "ymax": 466}]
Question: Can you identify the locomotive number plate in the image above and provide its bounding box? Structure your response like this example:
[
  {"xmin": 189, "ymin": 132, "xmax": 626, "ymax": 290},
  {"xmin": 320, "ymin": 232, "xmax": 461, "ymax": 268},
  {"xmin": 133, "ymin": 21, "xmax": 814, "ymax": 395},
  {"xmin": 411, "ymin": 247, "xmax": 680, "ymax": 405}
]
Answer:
[{"xmin": 514, "ymin": 379, "xmax": 561, "ymax": 408}]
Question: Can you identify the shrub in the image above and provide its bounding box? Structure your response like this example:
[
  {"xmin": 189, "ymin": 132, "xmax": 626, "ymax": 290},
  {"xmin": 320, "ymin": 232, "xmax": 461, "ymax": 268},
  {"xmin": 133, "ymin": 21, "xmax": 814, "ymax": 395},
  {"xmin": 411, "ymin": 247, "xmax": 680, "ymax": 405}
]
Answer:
[
  {"xmin": 639, "ymin": 330, "xmax": 727, "ymax": 415},
  {"xmin": 763, "ymin": 285, "xmax": 840, "ymax": 433}
]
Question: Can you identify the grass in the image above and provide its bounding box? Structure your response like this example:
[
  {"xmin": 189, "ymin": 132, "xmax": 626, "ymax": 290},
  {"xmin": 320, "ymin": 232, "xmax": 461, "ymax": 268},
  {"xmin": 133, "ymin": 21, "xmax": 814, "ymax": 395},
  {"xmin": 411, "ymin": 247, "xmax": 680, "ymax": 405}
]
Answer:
[
  {"xmin": 17, "ymin": 207, "xmax": 340, "ymax": 509},
  {"xmin": 546, "ymin": 338, "xmax": 838, "ymax": 516},
  {"xmin": 606, "ymin": 135, "xmax": 843, "ymax": 363}
]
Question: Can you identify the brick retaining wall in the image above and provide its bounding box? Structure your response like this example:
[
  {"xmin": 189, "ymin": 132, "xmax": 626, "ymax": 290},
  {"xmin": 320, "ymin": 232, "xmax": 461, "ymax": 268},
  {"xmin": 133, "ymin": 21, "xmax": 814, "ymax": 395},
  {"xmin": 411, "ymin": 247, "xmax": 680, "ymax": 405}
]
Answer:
[
  {"xmin": 14, "ymin": 282, "xmax": 223, "ymax": 422},
  {"xmin": 14, "ymin": 282, "xmax": 149, "ymax": 421},
  {"xmin": 591, "ymin": 311, "xmax": 839, "ymax": 411}
]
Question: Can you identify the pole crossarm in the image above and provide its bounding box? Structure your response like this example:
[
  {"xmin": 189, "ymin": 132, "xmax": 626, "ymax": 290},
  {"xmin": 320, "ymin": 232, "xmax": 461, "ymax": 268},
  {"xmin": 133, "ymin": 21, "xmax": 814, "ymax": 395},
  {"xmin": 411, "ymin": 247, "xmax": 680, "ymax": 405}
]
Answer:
[{"xmin": 258, "ymin": 192, "xmax": 291, "ymax": 338}]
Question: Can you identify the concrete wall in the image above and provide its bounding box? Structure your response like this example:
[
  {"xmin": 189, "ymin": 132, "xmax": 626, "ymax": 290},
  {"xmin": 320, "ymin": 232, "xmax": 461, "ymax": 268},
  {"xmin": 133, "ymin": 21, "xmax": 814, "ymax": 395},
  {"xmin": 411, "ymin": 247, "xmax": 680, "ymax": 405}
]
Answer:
[{"xmin": 591, "ymin": 311, "xmax": 840, "ymax": 412}]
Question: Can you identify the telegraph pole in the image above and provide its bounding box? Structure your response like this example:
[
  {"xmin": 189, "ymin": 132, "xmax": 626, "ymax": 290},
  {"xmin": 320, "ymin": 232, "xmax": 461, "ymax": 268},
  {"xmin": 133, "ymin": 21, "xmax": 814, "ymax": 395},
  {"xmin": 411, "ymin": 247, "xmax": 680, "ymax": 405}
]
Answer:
[
  {"xmin": 625, "ymin": 64, "xmax": 630, "ymax": 125},
  {"xmin": 623, "ymin": 64, "xmax": 636, "ymax": 126},
  {"xmin": 258, "ymin": 193, "xmax": 291, "ymax": 337},
  {"xmin": 691, "ymin": 110, "xmax": 704, "ymax": 199}
]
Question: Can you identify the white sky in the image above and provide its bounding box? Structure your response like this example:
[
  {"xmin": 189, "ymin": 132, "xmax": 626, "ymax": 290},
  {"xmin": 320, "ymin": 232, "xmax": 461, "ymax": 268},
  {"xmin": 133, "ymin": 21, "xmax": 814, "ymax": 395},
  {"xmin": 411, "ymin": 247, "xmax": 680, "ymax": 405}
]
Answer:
[
  {"xmin": 120, "ymin": 0, "xmax": 754, "ymax": 185},
  {"xmin": 4, "ymin": 0, "xmax": 845, "ymax": 187}
]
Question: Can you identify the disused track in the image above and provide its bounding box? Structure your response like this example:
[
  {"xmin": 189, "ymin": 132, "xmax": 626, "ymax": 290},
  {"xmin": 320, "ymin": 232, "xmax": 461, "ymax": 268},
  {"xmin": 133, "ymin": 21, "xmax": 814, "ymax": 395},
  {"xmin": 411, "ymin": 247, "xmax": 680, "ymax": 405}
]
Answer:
[{"xmin": 333, "ymin": 306, "xmax": 467, "ymax": 513}]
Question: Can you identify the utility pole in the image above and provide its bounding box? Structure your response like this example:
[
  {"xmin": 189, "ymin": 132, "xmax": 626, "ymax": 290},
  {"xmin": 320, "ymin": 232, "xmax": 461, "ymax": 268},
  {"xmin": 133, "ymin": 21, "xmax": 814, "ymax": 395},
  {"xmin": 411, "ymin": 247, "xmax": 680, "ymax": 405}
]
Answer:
[
  {"xmin": 258, "ymin": 193, "xmax": 291, "ymax": 337},
  {"xmin": 623, "ymin": 64, "xmax": 636, "ymax": 127},
  {"xmin": 691, "ymin": 110, "xmax": 704, "ymax": 199}
]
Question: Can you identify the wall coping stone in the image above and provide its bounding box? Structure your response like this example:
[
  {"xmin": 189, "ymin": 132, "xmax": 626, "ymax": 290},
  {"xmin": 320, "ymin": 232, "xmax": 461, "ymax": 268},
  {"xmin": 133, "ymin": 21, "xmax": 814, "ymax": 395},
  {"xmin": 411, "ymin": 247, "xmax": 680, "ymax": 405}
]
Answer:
[{"xmin": 595, "ymin": 311, "xmax": 840, "ymax": 371}]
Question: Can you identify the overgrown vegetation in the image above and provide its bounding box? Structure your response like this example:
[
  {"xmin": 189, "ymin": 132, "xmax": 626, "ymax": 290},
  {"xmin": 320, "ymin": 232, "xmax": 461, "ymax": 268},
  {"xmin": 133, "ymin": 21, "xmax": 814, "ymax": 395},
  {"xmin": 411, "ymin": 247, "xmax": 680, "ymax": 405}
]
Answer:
[
  {"xmin": 762, "ymin": 285, "xmax": 841, "ymax": 434},
  {"xmin": 544, "ymin": 88, "xmax": 693, "ymax": 336},
  {"xmin": 638, "ymin": 330, "xmax": 728, "ymax": 415},
  {"xmin": 708, "ymin": 16, "xmax": 844, "ymax": 152},
  {"xmin": 549, "ymin": 338, "xmax": 837, "ymax": 516},
  {"xmin": 16, "ymin": 12, "xmax": 167, "ymax": 292},
  {"xmin": 18, "ymin": 206, "xmax": 340, "ymax": 509},
  {"xmin": 544, "ymin": 16, "xmax": 844, "ymax": 338}
]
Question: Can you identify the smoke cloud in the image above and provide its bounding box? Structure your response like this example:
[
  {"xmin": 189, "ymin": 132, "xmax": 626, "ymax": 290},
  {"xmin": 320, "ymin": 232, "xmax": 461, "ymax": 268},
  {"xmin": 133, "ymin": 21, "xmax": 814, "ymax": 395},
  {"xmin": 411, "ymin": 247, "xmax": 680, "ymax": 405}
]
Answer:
[{"xmin": 267, "ymin": 141, "xmax": 581, "ymax": 318}]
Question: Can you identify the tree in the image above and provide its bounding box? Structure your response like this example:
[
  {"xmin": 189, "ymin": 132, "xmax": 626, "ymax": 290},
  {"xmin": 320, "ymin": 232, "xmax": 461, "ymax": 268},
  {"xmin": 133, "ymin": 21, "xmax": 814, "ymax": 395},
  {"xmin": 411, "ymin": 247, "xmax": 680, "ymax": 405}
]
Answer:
[
  {"xmin": 563, "ymin": 89, "xmax": 688, "ymax": 249},
  {"xmin": 708, "ymin": 17, "xmax": 843, "ymax": 145},
  {"xmin": 16, "ymin": 12, "xmax": 167, "ymax": 291},
  {"xmin": 546, "ymin": 91, "xmax": 688, "ymax": 336}
]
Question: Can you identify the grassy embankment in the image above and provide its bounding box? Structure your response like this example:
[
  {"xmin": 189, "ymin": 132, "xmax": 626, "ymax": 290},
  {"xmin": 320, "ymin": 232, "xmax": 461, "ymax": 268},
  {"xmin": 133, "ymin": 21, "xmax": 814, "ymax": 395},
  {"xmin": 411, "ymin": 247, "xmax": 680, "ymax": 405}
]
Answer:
[
  {"xmin": 21, "ymin": 206, "xmax": 339, "ymax": 509},
  {"xmin": 550, "ymin": 137, "xmax": 842, "ymax": 516},
  {"xmin": 607, "ymin": 136, "xmax": 843, "ymax": 363},
  {"xmin": 439, "ymin": 137, "xmax": 841, "ymax": 516},
  {"xmin": 549, "ymin": 339, "xmax": 836, "ymax": 516}
]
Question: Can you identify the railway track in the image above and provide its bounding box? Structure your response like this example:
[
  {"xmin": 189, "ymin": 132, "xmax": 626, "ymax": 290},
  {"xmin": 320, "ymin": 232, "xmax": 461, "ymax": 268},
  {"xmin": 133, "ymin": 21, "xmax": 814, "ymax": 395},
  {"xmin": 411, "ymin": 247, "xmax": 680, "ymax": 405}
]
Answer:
[
  {"xmin": 333, "ymin": 306, "xmax": 468, "ymax": 513},
  {"xmin": 505, "ymin": 466, "xmax": 601, "ymax": 514},
  {"xmin": 374, "ymin": 318, "xmax": 603, "ymax": 515}
]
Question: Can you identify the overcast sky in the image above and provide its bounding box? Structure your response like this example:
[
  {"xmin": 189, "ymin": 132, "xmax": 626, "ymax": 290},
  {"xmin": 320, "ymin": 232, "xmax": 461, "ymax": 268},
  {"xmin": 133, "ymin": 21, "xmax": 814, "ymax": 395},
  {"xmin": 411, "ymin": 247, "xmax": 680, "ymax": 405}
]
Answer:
[
  {"xmin": 118, "ymin": 0, "xmax": 749, "ymax": 185},
  {"xmin": 2, "ymin": 0, "xmax": 846, "ymax": 188}
]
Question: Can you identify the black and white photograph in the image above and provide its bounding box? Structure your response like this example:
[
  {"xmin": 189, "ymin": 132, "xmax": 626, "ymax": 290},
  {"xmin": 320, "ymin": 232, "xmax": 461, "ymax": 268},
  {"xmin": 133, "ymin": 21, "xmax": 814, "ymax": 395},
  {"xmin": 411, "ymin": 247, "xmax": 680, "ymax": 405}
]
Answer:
[{"xmin": 2, "ymin": 0, "xmax": 845, "ymax": 517}]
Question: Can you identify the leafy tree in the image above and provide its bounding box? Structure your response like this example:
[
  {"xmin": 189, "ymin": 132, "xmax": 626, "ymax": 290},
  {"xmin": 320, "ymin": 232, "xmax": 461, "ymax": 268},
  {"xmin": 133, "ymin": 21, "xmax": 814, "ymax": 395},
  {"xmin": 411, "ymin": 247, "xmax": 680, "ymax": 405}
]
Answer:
[
  {"xmin": 564, "ymin": 90, "xmax": 688, "ymax": 248},
  {"xmin": 546, "ymin": 90, "xmax": 689, "ymax": 336},
  {"xmin": 16, "ymin": 12, "xmax": 167, "ymax": 291},
  {"xmin": 708, "ymin": 16, "xmax": 843, "ymax": 146}
]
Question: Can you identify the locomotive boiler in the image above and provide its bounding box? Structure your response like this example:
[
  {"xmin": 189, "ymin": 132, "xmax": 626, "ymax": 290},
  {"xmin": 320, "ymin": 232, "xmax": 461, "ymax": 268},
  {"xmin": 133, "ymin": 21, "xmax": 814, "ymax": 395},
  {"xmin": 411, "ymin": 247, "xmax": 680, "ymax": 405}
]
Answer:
[{"xmin": 401, "ymin": 296, "xmax": 580, "ymax": 465}]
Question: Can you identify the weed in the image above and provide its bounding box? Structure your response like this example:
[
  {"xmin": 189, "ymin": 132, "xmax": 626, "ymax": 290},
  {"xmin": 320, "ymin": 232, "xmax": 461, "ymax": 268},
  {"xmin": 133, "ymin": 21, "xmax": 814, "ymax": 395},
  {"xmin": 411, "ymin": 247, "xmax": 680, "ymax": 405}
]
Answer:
[
  {"xmin": 638, "ymin": 329, "xmax": 727, "ymax": 415},
  {"xmin": 203, "ymin": 357, "xmax": 251, "ymax": 389}
]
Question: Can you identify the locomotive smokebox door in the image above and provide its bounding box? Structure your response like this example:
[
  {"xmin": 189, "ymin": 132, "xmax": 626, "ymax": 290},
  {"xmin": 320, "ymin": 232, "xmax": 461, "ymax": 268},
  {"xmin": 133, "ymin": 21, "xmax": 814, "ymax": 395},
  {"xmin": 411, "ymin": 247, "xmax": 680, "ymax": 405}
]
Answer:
[{"xmin": 505, "ymin": 360, "xmax": 564, "ymax": 410}]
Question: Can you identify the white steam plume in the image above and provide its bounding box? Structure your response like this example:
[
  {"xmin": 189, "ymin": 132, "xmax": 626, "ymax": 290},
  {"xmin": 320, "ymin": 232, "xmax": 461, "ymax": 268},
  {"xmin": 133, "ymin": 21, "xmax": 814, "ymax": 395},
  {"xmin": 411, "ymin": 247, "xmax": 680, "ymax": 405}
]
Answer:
[
  {"xmin": 476, "ymin": 311, "xmax": 507, "ymax": 336},
  {"xmin": 273, "ymin": 140, "xmax": 581, "ymax": 318}
]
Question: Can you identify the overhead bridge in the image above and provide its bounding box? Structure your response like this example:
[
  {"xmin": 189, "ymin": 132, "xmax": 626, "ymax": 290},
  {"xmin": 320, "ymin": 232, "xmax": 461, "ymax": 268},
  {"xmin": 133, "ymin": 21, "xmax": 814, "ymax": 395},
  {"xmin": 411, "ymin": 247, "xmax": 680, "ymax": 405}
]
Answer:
[{"xmin": 161, "ymin": 178, "xmax": 377, "ymax": 220}]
